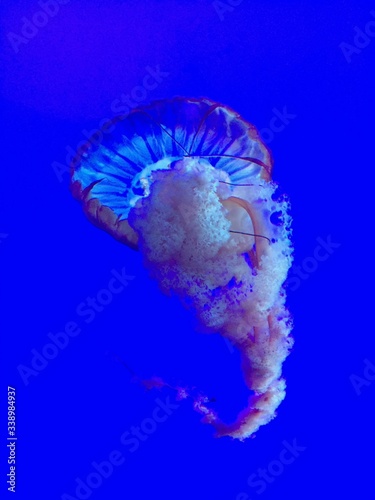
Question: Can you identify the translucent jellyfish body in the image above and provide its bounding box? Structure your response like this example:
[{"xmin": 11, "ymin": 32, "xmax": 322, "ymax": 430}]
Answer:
[{"xmin": 71, "ymin": 97, "xmax": 293, "ymax": 440}]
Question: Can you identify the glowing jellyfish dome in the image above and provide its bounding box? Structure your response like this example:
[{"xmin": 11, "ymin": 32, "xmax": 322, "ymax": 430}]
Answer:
[{"xmin": 71, "ymin": 97, "xmax": 293, "ymax": 440}]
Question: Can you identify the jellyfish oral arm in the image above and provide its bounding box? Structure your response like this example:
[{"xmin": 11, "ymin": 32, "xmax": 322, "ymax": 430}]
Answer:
[
  {"xmin": 212, "ymin": 307, "xmax": 293, "ymax": 440},
  {"xmin": 126, "ymin": 158, "xmax": 293, "ymax": 440}
]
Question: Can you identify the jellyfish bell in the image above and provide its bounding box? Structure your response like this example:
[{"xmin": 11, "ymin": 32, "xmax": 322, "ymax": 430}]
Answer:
[{"xmin": 71, "ymin": 97, "xmax": 293, "ymax": 440}]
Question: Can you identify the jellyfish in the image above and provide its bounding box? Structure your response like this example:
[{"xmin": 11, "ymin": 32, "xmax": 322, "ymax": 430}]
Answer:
[{"xmin": 70, "ymin": 97, "xmax": 293, "ymax": 440}]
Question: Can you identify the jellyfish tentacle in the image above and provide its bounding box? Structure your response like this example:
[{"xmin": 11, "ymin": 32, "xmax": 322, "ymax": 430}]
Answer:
[
  {"xmin": 229, "ymin": 230, "xmax": 271, "ymax": 244},
  {"xmin": 219, "ymin": 180, "xmax": 262, "ymax": 187}
]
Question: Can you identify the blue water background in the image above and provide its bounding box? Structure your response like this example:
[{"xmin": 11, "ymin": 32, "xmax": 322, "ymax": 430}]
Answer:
[{"xmin": 1, "ymin": 1, "xmax": 374, "ymax": 499}]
